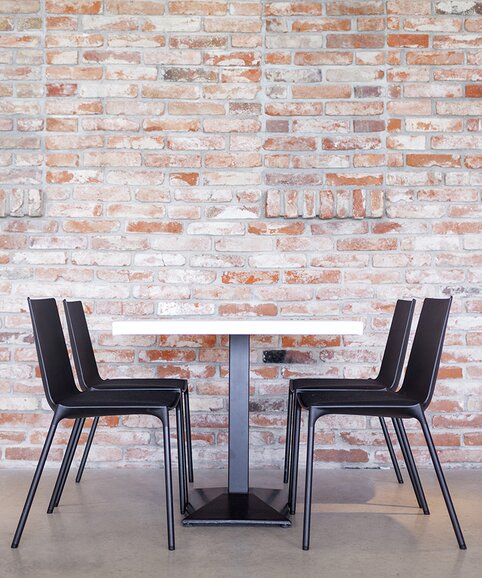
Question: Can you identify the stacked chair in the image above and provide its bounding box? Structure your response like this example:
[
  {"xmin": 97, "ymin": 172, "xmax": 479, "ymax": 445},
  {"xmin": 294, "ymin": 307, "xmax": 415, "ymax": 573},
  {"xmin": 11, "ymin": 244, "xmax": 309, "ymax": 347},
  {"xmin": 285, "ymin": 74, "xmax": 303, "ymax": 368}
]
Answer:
[
  {"xmin": 52, "ymin": 300, "xmax": 193, "ymax": 500},
  {"xmin": 284, "ymin": 299, "xmax": 416, "ymax": 492},
  {"xmin": 287, "ymin": 297, "xmax": 466, "ymax": 550},
  {"xmin": 12, "ymin": 298, "xmax": 190, "ymax": 550}
]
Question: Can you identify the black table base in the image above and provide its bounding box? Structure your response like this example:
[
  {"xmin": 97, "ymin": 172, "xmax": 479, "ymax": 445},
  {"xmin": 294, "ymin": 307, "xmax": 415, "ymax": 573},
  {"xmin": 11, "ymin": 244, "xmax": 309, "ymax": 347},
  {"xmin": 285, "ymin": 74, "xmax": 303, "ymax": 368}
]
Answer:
[
  {"xmin": 183, "ymin": 335, "xmax": 291, "ymax": 528},
  {"xmin": 183, "ymin": 487, "xmax": 291, "ymax": 527}
]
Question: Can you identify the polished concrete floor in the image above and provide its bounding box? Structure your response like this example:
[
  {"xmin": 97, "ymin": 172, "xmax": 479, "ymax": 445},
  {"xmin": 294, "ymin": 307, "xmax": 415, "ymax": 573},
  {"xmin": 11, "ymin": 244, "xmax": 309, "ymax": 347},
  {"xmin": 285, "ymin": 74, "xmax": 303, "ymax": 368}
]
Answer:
[{"xmin": 0, "ymin": 467, "xmax": 480, "ymax": 578}]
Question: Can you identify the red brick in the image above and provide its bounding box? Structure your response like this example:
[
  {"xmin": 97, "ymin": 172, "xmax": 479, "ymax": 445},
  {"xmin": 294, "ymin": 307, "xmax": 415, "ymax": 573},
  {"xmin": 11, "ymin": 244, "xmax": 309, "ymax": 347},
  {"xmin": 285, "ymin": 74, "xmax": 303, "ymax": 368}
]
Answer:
[
  {"xmin": 388, "ymin": 34, "xmax": 429, "ymax": 47},
  {"xmin": 406, "ymin": 154, "xmax": 461, "ymax": 168},
  {"xmin": 46, "ymin": 83, "xmax": 77, "ymax": 96},
  {"xmin": 46, "ymin": 15, "xmax": 77, "ymax": 29},
  {"xmin": 126, "ymin": 221, "xmax": 183, "ymax": 233},
  {"xmin": 338, "ymin": 239, "xmax": 397, "ymax": 251},
  {"xmin": 466, "ymin": 85, "xmax": 482, "ymax": 97},
  {"xmin": 323, "ymin": 136, "xmax": 381, "ymax": 150},
  {"xmin": 387, "ymin": 0, "xmax": 432, "ymax": 15},
  {"xmin": 358, "ymin": 17, "xmax": 385, "ymax": 31},
  {"xmin": 46, "ymin": 153, "xmax": 79, "ymax": 167},
  {"xmin": 327, "ymin": 34, "xmax": 385, "ymax": 49},
  {"xmin": 46, "ymin": 118, "xmax": 78, "ymax": 132},
  {"xmin": 326, "ymin": 173, "xmax": 383, "ymax": 186},
  {"xmin": 263, "ymin": 137, "xmax": 316, "ymax": 151},
  {"xmin": 83, "ymin": 50, "xmax": 140, "ymax": 64},
  {"xmin": 314, "ymin": 449, "xmax": 369, "ymax": 463},
  {"xmin": 325, "ymin": 102, "xmax": 384, "ymax": 116},
  {"xmin": 296, "ymin": 18, "xmax": 351, "ymax": 32},
  {"xmin": 46, "ymin": 0, "xmax": 101, "ymax": 13},
  {"xmin": 47, "ymin": 65, "xmax": 103, "ymax": 79},
  {"xmin": 406, "ymin": 51, "xmax": 465, "ymax": 65},
  {"xmin": 204, "ymin": 17, "xmax": 261, "ymax": 33},
  {"xmin": 285, "ymin": 271, "xmax": 341, "ymax": 284},
  {"xmin": 433, "ymin": 415, "xmax": 482, "ymax": 429},
  {"xmin": 105, "ymin": 1, "xmax": 164, "ymax": 14},
  {"xmin": 353, "ymin": 120, "xmax": 385, "ymax": 132},
  {"xmin": 291, "ymin": 86, "xmax": 351, "ymax": 100},
  {"xmin": 465, "ymin": 155, "xmax": 482, "ymax": 169},
  {"xmin": 248, "ymin": 222, "xmax": 305, "ymax": 236},
  {"xmin": 464, "ymin": 434, "xmax": 482, "ymax": 446},
  {"xmin": 327, "ymin": 1, "xmax": 383, "ymax": 15},
  {"xmin": 294, "ymin": 51, "xmax": 353, "ymax": 65},
  {"xmin": 222, "ymin": 272, "xmax": 279, "ymax": 285},
  {"xmin": 168, "ymin": 1, "xmax": 226, "ymax": 15},
  {"xmin": 63, "ymin": 220, "xmax": 119, "ymax": 233},
  {"xmin": 170, "ymin": 35, "xmax": 227, "ymax": 49},
  {"xmin": 219, "ymin": 303, "xmax": 277, "ymax": 317},
  {"xmin": 265, "ymin": 2, "xmax": 323, "ymax": 16}
]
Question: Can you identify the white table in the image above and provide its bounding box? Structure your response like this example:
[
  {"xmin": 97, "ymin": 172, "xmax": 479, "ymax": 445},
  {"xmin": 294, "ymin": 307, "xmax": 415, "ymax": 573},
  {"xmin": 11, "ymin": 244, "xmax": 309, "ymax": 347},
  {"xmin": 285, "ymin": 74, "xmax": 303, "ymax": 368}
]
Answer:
[{"xmin": 113, "ymin": 319, "xmax": 363, "ymax": 526}]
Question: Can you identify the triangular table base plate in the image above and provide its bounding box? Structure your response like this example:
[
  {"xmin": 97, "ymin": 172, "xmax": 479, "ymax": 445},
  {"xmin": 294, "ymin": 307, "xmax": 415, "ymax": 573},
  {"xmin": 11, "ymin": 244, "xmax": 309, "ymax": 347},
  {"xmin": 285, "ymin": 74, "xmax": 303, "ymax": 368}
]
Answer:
[{"xmin": 183, "ymin": 490, "xmax": 291, "ymax": 527}]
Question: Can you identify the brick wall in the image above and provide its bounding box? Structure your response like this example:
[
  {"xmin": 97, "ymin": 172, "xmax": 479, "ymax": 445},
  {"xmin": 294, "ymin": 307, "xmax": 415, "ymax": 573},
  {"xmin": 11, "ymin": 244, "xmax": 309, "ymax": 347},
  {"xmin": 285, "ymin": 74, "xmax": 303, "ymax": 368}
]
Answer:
[{"xmin": 0, "ymin": 0, "xmax": 481, "ymax": 470}]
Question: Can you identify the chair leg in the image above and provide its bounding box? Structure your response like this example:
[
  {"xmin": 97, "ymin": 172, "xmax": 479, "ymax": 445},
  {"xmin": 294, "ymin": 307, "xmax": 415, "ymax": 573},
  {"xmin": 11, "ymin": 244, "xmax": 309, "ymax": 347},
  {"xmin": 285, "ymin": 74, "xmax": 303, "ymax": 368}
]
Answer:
[
  {"xmin": 392, "ymin": 418, "xmax": 428, "ymax": 508},
  {"xmin": 288, "ymin": 400, "xmax": 302, "ymax": 515},
  {"xmin": 76, "ymin": 416, "xmax": 99, "ymax": 483},
  {"xmin": 183, "ymin": 388, "xmax": 194, "ymax": 483},
  {"xmin": 302, "ymin": 410, "xmax": 316, "ymax": 551},
  {"xmin": 419, "ymin": 414, "xmax": 466, "ymax": 550},
  {"xmin": 162, "ymin": 413, "xmax": 175, "ymax": 551},
  {"xmin": 12, "ymin": 415, "xmax": 60, "ymax": 548},
  {"xmin": 379, "ymin": 417, "xmax": 403, "ymax": 484},
  {"xmin": 47, "ymin": 418, "xmax": 81, "ymax": 512},
  {"xmin": 176, "ymin": 404, "xmax": 187, "ymax": 515},
  {"xmin": 47, "ymin": 417, "xmax": 85, "ymax": 513},
  {"xmin": 180, "ymin": 403, "xmax": 189, "ymax": 507},
  {"xmin": 393, "ymin": 418, "xmax": 430, "ymax": 514},
  {"xmin": 283, "ymin": 388, "xmax": 294, "ymax": 484},
  {"xmin": 54, "ymin": 417, "xmax": 86, "ymax": 507}
]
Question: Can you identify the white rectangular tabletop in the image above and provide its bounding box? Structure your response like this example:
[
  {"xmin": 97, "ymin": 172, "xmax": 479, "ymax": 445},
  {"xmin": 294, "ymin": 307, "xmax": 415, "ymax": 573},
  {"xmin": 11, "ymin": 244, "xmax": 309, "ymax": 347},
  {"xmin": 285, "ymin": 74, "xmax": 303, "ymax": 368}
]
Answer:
[{"xmin": 112, "ymin": 319, "xmax": 363, "ymax": 336}]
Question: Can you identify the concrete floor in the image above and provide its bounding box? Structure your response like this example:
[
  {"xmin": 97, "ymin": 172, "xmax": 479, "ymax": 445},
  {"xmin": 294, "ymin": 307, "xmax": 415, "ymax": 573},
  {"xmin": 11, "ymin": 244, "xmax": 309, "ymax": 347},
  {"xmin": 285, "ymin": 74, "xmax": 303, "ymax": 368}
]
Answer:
[{"xmin": 0, "ymin": 467, "xmax": 480, "ymax": 578}]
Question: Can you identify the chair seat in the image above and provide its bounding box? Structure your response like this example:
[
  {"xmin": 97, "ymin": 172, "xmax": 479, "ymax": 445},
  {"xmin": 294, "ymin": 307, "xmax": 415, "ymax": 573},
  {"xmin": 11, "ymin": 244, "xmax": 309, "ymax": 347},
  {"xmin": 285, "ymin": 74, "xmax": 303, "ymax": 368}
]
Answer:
[
  {"xmin": 92, "ymin": 377, "xmax": 188, "ymax": 391},
  {"xmin": 297, "ymin": 389, "xmax": 421, "ymax": 414},
  {"xmin": 290, "ymin": 377, "xmax": 383, "ymax": 391},
  {"xmin": 59, "ymin": 389, "xmax": 180, "ymax": 412}
]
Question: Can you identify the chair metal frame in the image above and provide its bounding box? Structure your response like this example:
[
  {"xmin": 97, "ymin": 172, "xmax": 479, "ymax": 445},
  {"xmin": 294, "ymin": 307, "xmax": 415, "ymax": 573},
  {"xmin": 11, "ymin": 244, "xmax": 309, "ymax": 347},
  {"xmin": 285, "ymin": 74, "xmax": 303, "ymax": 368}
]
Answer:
[{"xmin": 284, "ymin": 300, "xmax": 416, "ymax": 491}]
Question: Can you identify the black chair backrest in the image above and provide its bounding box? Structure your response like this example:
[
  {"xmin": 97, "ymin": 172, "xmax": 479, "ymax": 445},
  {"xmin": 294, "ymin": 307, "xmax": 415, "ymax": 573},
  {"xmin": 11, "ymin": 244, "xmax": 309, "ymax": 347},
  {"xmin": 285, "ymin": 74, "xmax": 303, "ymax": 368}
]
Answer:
[
  {"xmin": 63, "ymin": 300, "xmax": 102, "ymax": 389},
  {"xmin": 28, "ymin": 298, "xmax": 80, "ymax": 409},
  {"xmin": 376, "ymin": 299, "xmax": 416, "ymax": 389},
  {"xmin": 399, "ymin": 297, "xmax": 452, "ymax": 409}
]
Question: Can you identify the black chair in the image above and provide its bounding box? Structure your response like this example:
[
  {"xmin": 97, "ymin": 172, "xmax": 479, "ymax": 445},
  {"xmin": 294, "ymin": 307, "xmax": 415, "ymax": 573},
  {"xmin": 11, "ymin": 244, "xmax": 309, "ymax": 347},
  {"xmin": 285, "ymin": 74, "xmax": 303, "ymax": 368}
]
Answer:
[
  {"xmin": 46, "ymin": 300, "xmax": 193, "ymax": 511},
  {"xmin": 290, "ymin": 297, "xmax": 466, "ymax": 550},
  {"xmin": 284, "ymin": 299, "xmax": 416, "ymax": 488},
  {"xmin": 11, "ymin": 298, "xmax": 185, "ymax": 550}
]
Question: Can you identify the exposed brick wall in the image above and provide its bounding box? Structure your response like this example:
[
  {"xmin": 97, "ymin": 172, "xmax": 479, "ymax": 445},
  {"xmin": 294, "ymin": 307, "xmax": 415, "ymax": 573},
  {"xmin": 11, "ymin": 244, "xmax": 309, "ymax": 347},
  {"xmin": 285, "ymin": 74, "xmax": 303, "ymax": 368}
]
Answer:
[{"xmin": 0, "ymin": 1, "xmax": 481, "ymax": 470}]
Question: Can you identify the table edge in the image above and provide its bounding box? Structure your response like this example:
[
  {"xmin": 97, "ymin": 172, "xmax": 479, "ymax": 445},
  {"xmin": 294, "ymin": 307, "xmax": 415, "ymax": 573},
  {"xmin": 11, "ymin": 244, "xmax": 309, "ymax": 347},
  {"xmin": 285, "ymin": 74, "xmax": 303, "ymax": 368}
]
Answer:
[{"xmin": 112, "ymin": 319, "xmax": 364, "ymax": 336}]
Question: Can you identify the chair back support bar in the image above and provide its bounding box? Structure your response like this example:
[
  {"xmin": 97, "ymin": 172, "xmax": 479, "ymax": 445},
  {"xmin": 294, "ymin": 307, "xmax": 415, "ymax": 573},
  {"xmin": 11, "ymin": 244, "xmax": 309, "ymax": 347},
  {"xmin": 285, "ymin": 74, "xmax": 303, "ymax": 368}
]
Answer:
[
  {"xmin": 28, "ymin": 298, "xmax": 79, "ymax": 409},
  {"xmin": 399, "ymin": 297, "xmax": 452, "ymax": 409},
  {"xmin": 377, "ymin": 299, "xmax": 415, "ymax": 389},
  {"xmin": 63, "ymin": 300, "xmax": 103, "ymax": 388}
]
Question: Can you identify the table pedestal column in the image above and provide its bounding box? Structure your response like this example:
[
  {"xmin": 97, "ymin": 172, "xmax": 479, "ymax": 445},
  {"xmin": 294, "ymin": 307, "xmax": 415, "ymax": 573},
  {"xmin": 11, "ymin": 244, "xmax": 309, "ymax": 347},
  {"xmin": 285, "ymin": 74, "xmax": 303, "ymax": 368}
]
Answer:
[{"xmin": 228, "ymin": 335, "xmax": 249, "ymax": 493}]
